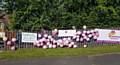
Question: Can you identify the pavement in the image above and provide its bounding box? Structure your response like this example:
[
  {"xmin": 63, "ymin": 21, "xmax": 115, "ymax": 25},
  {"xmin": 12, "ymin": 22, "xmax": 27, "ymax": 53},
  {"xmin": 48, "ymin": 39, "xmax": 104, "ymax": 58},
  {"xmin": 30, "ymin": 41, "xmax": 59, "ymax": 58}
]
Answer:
[{"xmin": 0, "ymin": 54, "xmax": 120, "ymax": 65}]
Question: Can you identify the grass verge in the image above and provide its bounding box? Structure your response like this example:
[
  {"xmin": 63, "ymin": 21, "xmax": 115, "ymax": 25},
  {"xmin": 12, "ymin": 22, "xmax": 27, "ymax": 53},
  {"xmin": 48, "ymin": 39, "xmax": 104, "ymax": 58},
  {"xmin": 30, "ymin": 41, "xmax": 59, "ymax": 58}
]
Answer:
[{"xmin": 0, "ymin": 45, "xmax": 120, "ymax": 59}]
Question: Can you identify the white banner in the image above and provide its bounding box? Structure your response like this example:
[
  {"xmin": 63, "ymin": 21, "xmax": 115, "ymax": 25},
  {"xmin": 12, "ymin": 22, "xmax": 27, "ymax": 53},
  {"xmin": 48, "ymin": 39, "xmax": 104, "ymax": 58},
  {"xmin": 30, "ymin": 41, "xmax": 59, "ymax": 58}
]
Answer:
[
  {"xmin": 96, "ymin": 29, "xmax": 120, "ymax": 42},
  {"xmin": 0, "ymin": 32, "xmax": 5, "ymax": 38},
  {"xmin": 22, "ymin": 32, "xmax": 37, "ymax": 43},
  {"xmin": 58, "ymin": 30, "xmax": 76, "ymax": 37}
]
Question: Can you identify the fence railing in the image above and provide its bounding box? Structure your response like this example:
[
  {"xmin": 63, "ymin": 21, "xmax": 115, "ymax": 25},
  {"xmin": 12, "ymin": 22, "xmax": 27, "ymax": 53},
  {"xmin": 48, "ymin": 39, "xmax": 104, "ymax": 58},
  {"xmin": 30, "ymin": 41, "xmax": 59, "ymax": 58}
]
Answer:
[{"xmin": 0, "ymin": 29, "xmax": 120, "ymax": 51}]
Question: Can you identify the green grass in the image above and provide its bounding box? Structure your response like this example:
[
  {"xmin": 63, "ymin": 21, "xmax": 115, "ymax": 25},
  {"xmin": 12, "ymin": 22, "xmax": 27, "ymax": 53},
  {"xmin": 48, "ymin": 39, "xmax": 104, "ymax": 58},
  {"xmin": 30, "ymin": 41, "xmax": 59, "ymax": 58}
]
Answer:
[{"xmin": 0, "ymin": 45, "xmax": 120, "ymax": 59}]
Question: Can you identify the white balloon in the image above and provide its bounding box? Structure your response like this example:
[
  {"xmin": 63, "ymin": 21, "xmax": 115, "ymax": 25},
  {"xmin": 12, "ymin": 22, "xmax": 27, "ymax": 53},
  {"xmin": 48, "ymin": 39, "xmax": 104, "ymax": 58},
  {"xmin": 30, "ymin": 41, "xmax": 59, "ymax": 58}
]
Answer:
[
  {"xmin": 44, "ymin": 34, "xmax": 48, "ymax": 38},
  {"xmin": 48, "ymin": 35, "xmax": 52, "ymax": 39},
  {"xmin": 50, "ymin": 38, "xmax": 54, "ymax": 42},
  {"xmin": 67, "ymin": 37, "xmax": 71, "ymax": 41},
  {"xmin": 86, "ymin": 38, "xmax": 90, "ymax": 41},
  {"xmin": 43, "ymin": 45, "xmax": 47, "ymax": 49},
  {"xmin": 38, "ymin": 34, "xmax": 42, "ymax": 38},
  {"xmin": 47, "ymin": 42, "xmax": 50, "ymax": 45},
  {"xmin": 76, "ymin": 38, "xmax": 79, "ymax": 42},
  {"xmin": 76, "ymin": 35, "xmax": 79, "ymax": 38},
  {"xmin": 3, "ymin": 37, "xmax": 7, "ymax": 41},
  {"xmin": 71, "ymin": 42, "xmax": 74, "ymax": 45},
  {"xmin": 48, "ymin": 44, "xmax": 52, "ymax": 48},
  {"xmin": 68, "ymin": 44, "xmax": 72, "ymax": 48},
  {"xmin": 73, "ymin": 45, "xmax": 77, "ymax": 48},
  {"xmin": 54, "ymin": 29, "xmax": 58, "ymax": 32},
  {"xmin": 88, "ymin": 34, "xmax": 92, "ymax": 38},
  {"xmin": 12, "ymin": 38, "xmax": 16, "ymax": 42},
  {"xmin": 83, "ymin": 45, "xmax": 87, "ymax": 48},
  {"xmin": 60, "ymin": 44, "xmax": 64, "ymax": 48},
  {"xmin": 93, "ymin": 36, "xmax": 97, "ymax": 39},
  {"xmin": 63, "ymin": 38, "xmax": 67, "ymax": 41},
  {"xmin": 11, "ymin": 46, "xmax": 15, "ymax": 50},
  {"xmin": 73, "ymin": 36, "xmax": 76, "ymax": 39},
  {"xmin": 52, "ymin": 45, "xmax": 57, "ymax": 48},
  {"xmin": 82, "ymin": 34, "xmax": 85, "ymax": 37},
  {"xmin": 83, "ymin": 25, "xmax": 87, "ymax": 29},
  {"xmin": 83, "ymin": 31, "xmax": 87, "ymax": 33},
  {"xmin": 87, "ymin": 31, "xmax": 90, "ymax": 34}
]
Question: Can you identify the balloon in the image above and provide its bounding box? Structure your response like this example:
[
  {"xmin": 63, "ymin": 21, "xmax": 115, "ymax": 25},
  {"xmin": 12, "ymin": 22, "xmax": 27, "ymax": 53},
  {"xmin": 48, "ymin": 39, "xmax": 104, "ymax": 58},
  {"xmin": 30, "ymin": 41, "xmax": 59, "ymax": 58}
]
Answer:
[
  {"xmin": 44, "ymin": 34, "xmax": 48, "ymax": 38},
  {"xmin": 3, "ymin": 37, "xmax": 7, "ymax": 41},
  {"xmin": 80, "ymin": 38, "xmax": 83, "ymax": 42},
  {"xmin": 33, "ymin": 42, "xmax": 37, "ymax": 46},
  {"xmin": 48, "ymin": 35, "xmax": 52, "ymax": 39},
  {"xmin": 67, "ymin": 37, "xmax": 71, "ymax": 41},
  {"xmin": 86, "ymin": 38, "xmax": 90, "ymax": 41},
  {"xmin": 73, "ymin": 45, "xmax": 77, "ymax": 48},
  {"xmin": 88, "ymin": 34, "xmax": 92, "ymax": 38},
  {"xmin": 47, "ymin": 42, "xmax": 50, "ymax": 45},
  {"xmin": 52, "ymin": 45, "xmax": 57, "ymax": 48},
  {"xmin": 11, "ymin": 46, "xmax": 15, "ymax": 50},
  {"xmin": 93, "ymin": 36, "xmax": 97, "ymax": 39},
  {"xmin": 73, "ymin": 36, "xmax": 76, "ymax": 39},
  {"xmin": 12, "ymin": 38, "xmax": 16, "ymax": 42},
  {"xmin": 83, "ymin": 44, "xmax": 87, "ymax": 48},
  {"xmin": 60, "ymin": 44, "xmax": 63, "ymax": 48},
  {"xmin": 54, "ymin": 29, "xmax": 58, "ymax": 32},
  {"xmin": 83, "ymin": 31, "xmax": 87, "ymax": 34},
  {"xmin": 37, "ymin": 43, "xmax": 40, "ymax": 47},
  {"xmin": 43, "ymin": 45, "xmax": 47, "ymax": 49},
  {"xmin": 68, "ymin": 44, "xmax": 72, "ymax": 48},
  {"xmin": 71, "ymin": 42, "xmax": 75, "ymax": 45},
  {"xmin": 7, "ymin": 41, "xmax": 11, "ymax": 46},
  {"xmin": 82, "ymin": 34, "xmax": 86, "ymax": 37},
  {"xmin": 87, "ymin": 31, "xmax": 90, "ymax": 34},
  {"xmin": 48, "ymin": 44, "xmax": 52, "ymax": 48},
  {"xmin": 76, "ymin": 31, "xmax": 81, "ymax": 35},
  {"xmin": 38, "ymin": 34, "xmax": 41, "ymax": 38},
  {"xmin": 76, "ymin": 38, "xmax": 79, "ymax": 42}
]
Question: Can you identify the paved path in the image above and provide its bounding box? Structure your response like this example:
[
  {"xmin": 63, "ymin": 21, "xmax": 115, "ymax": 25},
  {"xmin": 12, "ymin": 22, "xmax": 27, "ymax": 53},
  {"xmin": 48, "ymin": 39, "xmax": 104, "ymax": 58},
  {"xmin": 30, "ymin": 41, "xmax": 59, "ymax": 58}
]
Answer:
[{"xmin": 0, "ymin": 54, "xmax": 120, "ymax": 65}]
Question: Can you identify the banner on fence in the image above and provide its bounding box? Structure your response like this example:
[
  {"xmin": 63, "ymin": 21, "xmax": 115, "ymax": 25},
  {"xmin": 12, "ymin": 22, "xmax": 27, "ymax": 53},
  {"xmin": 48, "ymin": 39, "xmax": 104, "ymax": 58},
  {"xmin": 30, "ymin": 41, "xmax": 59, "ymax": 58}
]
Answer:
[
  {"xmin": 0, "ymin": 32, "xmax": 5, "ymax": 38},
  {"xmin": 58, "ymin": 30, "xmax": 76, "ymax": 37},
  {"xmin": 22, "ymin": 32, "xmax": 37, "ymax": 43},
  {"xmin": 96, "ymin": 29, "xmax": 120, "ymax": 42}
]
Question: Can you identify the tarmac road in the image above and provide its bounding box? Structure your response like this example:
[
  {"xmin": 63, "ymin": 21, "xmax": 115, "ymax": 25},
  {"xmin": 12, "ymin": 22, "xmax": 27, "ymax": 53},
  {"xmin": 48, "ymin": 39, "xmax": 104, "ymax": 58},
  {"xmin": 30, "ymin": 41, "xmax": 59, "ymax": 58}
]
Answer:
[{"xmin": 0, "ymin": 54, "xmax": 120, "ymax": 65}]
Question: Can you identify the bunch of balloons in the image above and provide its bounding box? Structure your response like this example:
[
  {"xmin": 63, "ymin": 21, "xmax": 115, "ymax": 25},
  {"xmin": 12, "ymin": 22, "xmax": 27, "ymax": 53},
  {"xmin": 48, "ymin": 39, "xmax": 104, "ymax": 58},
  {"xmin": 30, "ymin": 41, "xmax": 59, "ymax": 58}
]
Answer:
[{"xmin": 3, "ymin": 37, "xmax": 16, "ymax": 50}]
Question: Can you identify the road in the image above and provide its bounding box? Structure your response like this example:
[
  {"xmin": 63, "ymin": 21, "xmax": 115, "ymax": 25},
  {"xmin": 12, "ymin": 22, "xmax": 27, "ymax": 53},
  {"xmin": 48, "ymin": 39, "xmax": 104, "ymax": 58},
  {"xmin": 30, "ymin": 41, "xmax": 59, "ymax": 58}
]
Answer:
[{"xmin": 0, "ymin": 54, "xmax": 120, "ymax": 65}]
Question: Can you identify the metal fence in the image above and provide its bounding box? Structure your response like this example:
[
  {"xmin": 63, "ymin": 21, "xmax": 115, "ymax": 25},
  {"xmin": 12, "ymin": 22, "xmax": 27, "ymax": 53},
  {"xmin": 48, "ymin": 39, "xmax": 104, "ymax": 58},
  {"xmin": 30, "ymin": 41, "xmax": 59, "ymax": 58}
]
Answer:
[{"xmin": 0, "ymin": 29, "xmax": 120, "ymax": 51}]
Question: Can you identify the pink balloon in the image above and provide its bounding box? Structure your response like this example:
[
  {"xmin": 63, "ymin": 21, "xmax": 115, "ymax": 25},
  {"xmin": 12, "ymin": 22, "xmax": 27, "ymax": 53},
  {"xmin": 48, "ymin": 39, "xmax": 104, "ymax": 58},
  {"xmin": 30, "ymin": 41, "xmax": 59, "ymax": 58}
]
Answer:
[
  {"xmin": 7, "ymin": 41, "xmax": 11, "ymax": 46},
  {"xmin": 37, "ymin": 43, "xmax": 40, "ymax": 47},
  {"xmin": 80, "ymin": 38, "xmax": 83, "ymax": 42},
  {"xmin": 76, "ymin": 31, "xmax": 81, "ymax": 35},
  {"xmin": 73, "ymin": 36, "xmax": 76, "ymax": 39}
]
